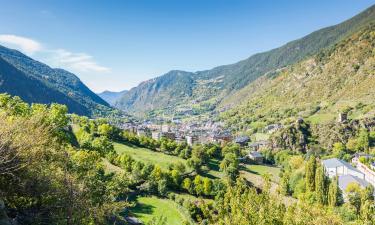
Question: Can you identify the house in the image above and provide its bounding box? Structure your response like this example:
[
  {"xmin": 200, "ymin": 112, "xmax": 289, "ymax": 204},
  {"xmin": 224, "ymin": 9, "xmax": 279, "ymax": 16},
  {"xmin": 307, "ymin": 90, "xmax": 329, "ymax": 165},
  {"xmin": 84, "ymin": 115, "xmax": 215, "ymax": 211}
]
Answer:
[
  {"xmin": 161, "ymin": 124, "xmax": 170, "ymax": 133},
  {"xmin": 248, "ymin": 151, "xmax": 263, "ymax": 163},
  {"xmin": 338, "ymin": 175, "xmax": 374, "ymax": 201},
  {"xmin": 136, "ymin": 128, "xmax": 148, "ymax": 137},
  {"xmin": 249, "ymin": 141, "xmax": 269, "ymax": 151},
  {"xmin": 322, "ymin": 158, "xmax": 364, "ymax": 179},
  {"xmin": 351, "ymin": 153, "xmax": 373, "ymax": 165},
  {"xmin": 355, "ymin": 161, "xmax": 375, "ymax": 186},
  {"xmin": 234, "ymin": 136, "xmax": 250, "ymax": 147},
  {"xmin": 264, "ymin": 123, "xmax": 283, "ymax": 134},
  {"xmin": 337, "ymin": 112, "xmax": 348, "ymax": 123},
  {"xmin": 151, "ymin": 131, "xmax": 161, "ymax": 140},
  {"xmin": 186, "ymin": 135, "xmax": 199, "ymax": 146},
  {"xmin": 162, "ymin": 132, "xmax": 176, "ymax": 140},
  {"xmin": 211, "ymin": 131, "xmax": 233, "ymax": 145}
]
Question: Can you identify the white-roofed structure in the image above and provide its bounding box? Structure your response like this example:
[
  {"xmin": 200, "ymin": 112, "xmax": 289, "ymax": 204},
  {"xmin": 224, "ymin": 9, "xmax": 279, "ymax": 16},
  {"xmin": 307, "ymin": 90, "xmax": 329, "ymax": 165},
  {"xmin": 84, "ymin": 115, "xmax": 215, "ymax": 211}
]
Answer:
[{"xmin": 322, "ymin": 158, "xmax": 364, "ymax": 179}]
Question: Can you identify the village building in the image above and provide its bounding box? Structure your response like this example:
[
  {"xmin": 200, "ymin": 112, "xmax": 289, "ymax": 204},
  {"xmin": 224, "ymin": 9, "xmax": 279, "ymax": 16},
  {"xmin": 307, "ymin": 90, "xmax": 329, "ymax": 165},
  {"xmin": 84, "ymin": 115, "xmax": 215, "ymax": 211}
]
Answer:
[
  {"xmin": 162, "ymin": 131, "xmax": 176, "ymax": 140},
  {"xmin": 234, "ymin": 135, "xmax": 250, "ymax": 147},
  {"xmin": 322, "ymin": 158, "xmax": 364, "ymax": 179},
  {"xmin": 248, "ymin": 151, "xmax": 263, "ymax": 163},
  {"xmin": 249, "ymin": 141, "xmax": 269, "ymax": 151},
  {"xmin": 151, "ymin": 131, "xmax": 162, "ymax": 140},
  {"xmin": 161, "ymin": 124, "xmax": 171, "ymax": 133},
  {"xmin": 186, "ymin": 135, "xmax": 199, "ymax": 146},
  {"xmin": 136, "ymin": 128, "xmax": 148, "ymax": 137},
  {"xmin": 337, "ymin": 112, "xmax": 348, "ymax": 123},
  {"xmin": 264, "ymin": 123, "xmax": 283, "ymax": 134},
  {"xmin": 338, "ymin": 174, "xmax": 374, "ymax": 201}
]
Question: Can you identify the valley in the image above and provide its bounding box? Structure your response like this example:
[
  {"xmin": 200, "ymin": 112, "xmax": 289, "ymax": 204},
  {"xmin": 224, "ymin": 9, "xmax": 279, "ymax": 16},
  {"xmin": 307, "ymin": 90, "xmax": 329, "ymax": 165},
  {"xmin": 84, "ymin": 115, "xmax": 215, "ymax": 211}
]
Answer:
[{"xmin": 0, "ymin": 2, "xmax": 375, "ymax": 225}]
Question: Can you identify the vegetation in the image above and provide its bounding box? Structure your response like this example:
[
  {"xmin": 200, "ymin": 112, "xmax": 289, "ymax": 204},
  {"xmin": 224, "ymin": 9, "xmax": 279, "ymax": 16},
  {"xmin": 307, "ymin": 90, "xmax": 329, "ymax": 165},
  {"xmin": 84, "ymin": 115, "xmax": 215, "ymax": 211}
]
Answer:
[
  {"xmin": 130, "ymin": 196, "xmax": 189, "ymax": 225},
  {"xmin": 0, "ymin": 45, "xmax": 115, "ymax": 117},
  {"xmin": 116, "ymin": 5, "xmax": 375, "ymax": 119},
  {"xmin": 222, "ymin": 24, "xmax": 375, "ymax": 132}
]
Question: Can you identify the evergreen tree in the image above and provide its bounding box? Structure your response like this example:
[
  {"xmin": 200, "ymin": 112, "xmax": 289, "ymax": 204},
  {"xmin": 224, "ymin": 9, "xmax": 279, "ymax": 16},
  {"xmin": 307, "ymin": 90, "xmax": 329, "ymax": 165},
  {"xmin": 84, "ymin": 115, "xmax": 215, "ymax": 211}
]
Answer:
[
  {"xmin": 315, "ymin": 164, "xmax": 326, "ymax": 205},
  {"xmin": 305, "ymin": 156, "xmax": 316, "ymax": 192},
  {"xmin": 328, "ymin": 177, "xmax": 339, "ymax": 207}
]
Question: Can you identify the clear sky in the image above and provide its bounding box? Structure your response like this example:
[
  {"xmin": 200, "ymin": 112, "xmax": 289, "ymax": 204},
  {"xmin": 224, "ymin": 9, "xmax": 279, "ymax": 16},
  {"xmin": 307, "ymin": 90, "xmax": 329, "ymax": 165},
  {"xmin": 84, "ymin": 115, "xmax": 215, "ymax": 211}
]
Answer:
[{"xmin": 0, "ymin": 0, "xmax": 374, "ymax": 92}]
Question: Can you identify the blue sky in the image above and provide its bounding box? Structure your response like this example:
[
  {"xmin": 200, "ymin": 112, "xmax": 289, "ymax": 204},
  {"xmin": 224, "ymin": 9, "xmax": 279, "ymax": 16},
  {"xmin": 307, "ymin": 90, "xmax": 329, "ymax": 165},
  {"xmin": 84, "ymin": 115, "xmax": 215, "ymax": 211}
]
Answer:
[{"xmin": 0, "ymin": 0, "xmax": 374, "ymax": 92}]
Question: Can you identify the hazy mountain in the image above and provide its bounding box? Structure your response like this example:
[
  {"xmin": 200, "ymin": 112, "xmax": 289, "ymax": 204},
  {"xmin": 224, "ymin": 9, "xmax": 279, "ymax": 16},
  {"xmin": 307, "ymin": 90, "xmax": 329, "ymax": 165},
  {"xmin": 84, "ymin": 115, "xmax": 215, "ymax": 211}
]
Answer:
[
  {"xmin": 0, "ymin": 45, "xmax": 111, "ymax": 116},
  {"xmin": 98, "ymin": 90, "xmax": 128, "ymax": 106},
  {"xmin": 115, "ymin": 4, "xmax": 375, "ymax": 118}
]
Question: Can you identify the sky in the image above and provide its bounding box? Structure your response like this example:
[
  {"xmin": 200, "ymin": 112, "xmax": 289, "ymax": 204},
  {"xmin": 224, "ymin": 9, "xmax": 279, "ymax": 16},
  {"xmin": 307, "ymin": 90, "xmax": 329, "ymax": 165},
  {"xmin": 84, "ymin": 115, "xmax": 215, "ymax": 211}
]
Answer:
[{"xmin": 0, "ymin": 0, "xmax": 374, "ymax": 92}]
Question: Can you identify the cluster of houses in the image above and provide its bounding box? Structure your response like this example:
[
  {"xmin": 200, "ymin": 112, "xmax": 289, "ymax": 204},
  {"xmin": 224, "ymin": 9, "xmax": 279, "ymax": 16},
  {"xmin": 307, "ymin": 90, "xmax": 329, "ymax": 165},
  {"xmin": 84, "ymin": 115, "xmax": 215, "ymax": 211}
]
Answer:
[
  {"xmin": 322, "ymin": 154, "xmax": 375, "ymax": 201},
  {"xmin": 116, "ymin": 119, "xmax": 234, "ymax": 146}
]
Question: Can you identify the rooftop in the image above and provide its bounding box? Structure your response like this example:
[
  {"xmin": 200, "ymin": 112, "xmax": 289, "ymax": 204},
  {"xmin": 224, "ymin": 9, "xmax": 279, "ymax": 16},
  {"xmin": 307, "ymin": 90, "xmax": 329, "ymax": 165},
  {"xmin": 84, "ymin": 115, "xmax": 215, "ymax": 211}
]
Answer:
[
  {"xmin": 322, "ymin": 158, "xmax": 362, "ymax": 173},
  {"xmin": 338, "ymin": 174, "xmax": 372, "ymax": 192}
]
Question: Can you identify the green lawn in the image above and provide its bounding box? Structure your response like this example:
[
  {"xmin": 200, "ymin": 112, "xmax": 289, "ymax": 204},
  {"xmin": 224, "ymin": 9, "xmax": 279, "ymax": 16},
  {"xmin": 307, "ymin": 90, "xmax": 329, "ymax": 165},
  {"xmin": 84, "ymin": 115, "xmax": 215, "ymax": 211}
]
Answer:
[
  {"xmin": 113, "ymin": 142, "xmax": 188, "ymax": 170},
  {"xmin": 203, "ymin": 158, "xmax": 223, "ymax": 179},
  {"xmin": 242, "ymin": 164, "xmax": 281, "ymax": 183},
  {"xmin": 130, "ymin": 196, "xmax": 189, "ymax": 225}
]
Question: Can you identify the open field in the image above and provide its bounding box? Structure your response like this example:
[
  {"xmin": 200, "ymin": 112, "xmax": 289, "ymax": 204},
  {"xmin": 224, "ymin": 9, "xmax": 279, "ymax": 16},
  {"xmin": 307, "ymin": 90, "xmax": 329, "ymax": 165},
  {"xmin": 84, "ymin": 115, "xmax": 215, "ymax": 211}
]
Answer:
[
  {"xmin": 242, "ymin": 164, "xmax": 281, "ymax": 183},
  {"xmin": 113, "ymin": 142, "xmax": 188, "ymax": 170},
  {"xmin": 130, "ymin": 196, "xmax": 189, "ymax": 225}
]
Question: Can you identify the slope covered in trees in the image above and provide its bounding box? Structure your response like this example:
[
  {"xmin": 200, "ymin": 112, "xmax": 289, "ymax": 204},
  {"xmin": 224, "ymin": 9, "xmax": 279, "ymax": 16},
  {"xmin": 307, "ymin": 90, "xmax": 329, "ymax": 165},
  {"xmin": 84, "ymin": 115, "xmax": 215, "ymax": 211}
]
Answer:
[
  {"xmin": 0, "ymin": 45, "xmax": 112, "ymax": 116},
  {"xmin": 222, "ymin": 24, "xmax": 375, "ymax": 131},
  {"xmin": 115, "ymin": 4, "xmax": 375, "ymax": 118}
]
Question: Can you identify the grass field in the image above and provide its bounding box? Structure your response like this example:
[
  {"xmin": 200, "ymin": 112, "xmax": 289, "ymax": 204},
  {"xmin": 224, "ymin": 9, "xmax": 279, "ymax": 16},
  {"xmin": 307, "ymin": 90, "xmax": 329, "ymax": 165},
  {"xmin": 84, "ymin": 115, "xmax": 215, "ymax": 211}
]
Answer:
[
  {"xmin": 242, "ymin": 164, "xmax": 281, "ymax": 183},
  {"xmin": 130, "ymin": 196, "xmax": 189, "ymax": 225},
  {"xmin": 113, "ymin": 142, "xmax": 188, "ymax": 170},
  {"xmin": 203, "ymin": 158, "xmax": 223, "ymax": 179}
]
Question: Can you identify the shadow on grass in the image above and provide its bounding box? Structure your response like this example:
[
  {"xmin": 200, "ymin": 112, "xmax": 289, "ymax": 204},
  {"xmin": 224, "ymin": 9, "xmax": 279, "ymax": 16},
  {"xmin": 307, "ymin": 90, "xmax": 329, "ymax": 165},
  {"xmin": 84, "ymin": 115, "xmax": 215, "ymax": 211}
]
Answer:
[
  {"xmin": 131, "ymin": 202, "xmax": 156, "ymax": 215},
  {"xmin": 240, "ymin": 165, "xmax": 260, "ymax": 175}
]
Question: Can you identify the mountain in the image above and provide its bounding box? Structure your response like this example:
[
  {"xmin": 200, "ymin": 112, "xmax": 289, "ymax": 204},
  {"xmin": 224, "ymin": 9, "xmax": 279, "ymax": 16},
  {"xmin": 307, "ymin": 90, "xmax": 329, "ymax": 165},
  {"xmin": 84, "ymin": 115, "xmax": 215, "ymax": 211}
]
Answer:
[
  {"xmin": 98, "ymin": 90, "xmax": 128, "ymax": 105},
  {"xmin": 115, "ymin": 4, "xmax": 375, "ymax": 118},
  {"xmin": 221, "ymin": 24, "xmax": 375, "ymax": 130},
  {"xmin": 0, "ymin": 45, "xmax": 112, "ymax": 116}
]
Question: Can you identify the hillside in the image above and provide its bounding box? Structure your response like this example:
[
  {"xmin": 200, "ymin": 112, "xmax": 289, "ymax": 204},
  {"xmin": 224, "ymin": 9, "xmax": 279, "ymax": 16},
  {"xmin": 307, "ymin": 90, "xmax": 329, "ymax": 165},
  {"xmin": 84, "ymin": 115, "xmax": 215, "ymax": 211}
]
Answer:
[
  {"xmin": 98, "ymin": 90, "xmax": 128, "ymax": 105},
  {"xmin": 115, "ymin": 4, "xmax": 375, "ymax": 118},
  {"xmin": 221, "ymin": 24, "xmax": 375, "ymax": 131},
  {"xmin": 0, "ymin": 45, "xmax": 112, "ymax": 116}
]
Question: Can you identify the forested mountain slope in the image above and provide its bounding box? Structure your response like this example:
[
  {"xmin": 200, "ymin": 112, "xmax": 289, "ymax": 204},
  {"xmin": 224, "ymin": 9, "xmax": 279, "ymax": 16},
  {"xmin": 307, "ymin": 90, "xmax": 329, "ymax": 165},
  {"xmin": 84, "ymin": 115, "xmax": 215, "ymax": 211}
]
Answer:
[
  {"xmin": 116, "ymin": 4, "xmax": 375, "ymax": 118},
  {"xmin": 98, "ymin": 90, "xmax": 128, "ymax": 105},
  {"xmin": 0, "ymin": 45, "xmax": 111, "ymax": 116},
  {"xmin": 221, "ymin": 24, "xmax": 375, "ymax": 130}
]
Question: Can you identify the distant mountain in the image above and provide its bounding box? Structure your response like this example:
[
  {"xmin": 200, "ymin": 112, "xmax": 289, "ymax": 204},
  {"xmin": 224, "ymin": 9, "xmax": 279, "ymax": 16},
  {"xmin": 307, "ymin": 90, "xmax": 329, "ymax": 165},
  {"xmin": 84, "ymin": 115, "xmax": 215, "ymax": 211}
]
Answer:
[
  {"xmin": 0, "ymin": 45, "xmax": 111, "ymax": 116},
  {"xmin": 221, "ymin": 24, "xmax": 375, "ymax": 130},
  {"xmin": 115, "ymin": 4, "xmax": 375, "ymax": 118},
  {"xmin": 98, "ymin": 90, "xmax": 128, "ymax": 105}
]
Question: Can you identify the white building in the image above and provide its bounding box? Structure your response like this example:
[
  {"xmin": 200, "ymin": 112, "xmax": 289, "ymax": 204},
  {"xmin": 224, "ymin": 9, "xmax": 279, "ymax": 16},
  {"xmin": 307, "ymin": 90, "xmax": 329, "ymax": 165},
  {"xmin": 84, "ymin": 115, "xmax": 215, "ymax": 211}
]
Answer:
[
  {"xmin": 322, "ymin": 158, "xmax": 364, "ymax": 179},
  {"xmin": 151, "ymin": 131, "xmax": 161, "ymax": 140}
]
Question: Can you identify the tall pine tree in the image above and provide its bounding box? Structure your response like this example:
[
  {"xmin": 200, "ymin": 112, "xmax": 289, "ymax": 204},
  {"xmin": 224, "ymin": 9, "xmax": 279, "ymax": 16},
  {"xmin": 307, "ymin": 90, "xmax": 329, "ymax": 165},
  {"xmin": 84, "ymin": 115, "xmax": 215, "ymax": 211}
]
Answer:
[
  {"xmin": 328, "ymin": 177, "xmax": 339, "ymax": 207},
  {"xmin": 305, "ymin": 156, "xmax": 316, "ymax": 192},
  {"xmin": 315, "ymin": 164, "xmax": 326, "ymax": 205}
]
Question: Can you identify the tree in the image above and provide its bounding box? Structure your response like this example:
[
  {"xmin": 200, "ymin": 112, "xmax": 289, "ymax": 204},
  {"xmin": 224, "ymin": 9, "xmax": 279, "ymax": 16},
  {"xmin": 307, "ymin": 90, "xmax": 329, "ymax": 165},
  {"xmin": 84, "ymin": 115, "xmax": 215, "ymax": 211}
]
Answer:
[
  {"xmin": 315, "ymin": 165, "xmax": 327, "ymax": 205},
  {"xmin": 220, "ymin": 153, "xmax": 239, "ymax": 181},
  {"xmin": 357, "ymin": 129, "xmax": 370, "ymax": 153},
  {"xmin": 328, "ymin": 177, "xmax": 341, "ymax": 207},
  {"xmin": 182, "ymin": 178, "xmax": 193, "ymax": 194},
  {"xmin": 97, "ymin": 123, "xmax": 114, "ymax": 139},
  {"xmin": 305, "ymin": 156, "xmax": 316, "ymax": 192},
  {"xmin": 280, "ymin": 172, "xmax": 290, "ymax": 195},
  {"xmin": 203, "ymin": 178, "xmax": 213, "ymax": 195},
  {"xmin": 346, "ymin": 182, "xmax": 362, "ymax": 214},
  {"xmin": 332, "ymin": 142, "xmax": 346, "ymax": 157},
  {"xmin": 194, "ymin": 175, "xmax": 204, "ymax": 196}
]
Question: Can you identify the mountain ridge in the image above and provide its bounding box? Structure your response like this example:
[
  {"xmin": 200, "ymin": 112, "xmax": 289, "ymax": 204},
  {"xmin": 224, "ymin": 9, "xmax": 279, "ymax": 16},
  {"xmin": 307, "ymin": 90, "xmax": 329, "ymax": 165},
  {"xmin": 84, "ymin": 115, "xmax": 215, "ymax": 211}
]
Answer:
[
  {"xmin": 0, "ymin": 44, "xmax": 111, "ymax": 116},
  {"xmin": 114, "ymin": 4, "xmax": 375, "ymax": 118}
]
